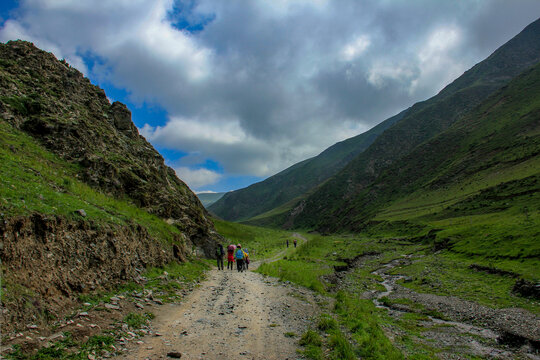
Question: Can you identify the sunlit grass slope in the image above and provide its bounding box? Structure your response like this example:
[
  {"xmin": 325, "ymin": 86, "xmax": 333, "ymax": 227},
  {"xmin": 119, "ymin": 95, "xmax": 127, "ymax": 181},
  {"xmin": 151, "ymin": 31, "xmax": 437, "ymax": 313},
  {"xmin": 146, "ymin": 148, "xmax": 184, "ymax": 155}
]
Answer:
[{"xmin": 0, "ymin": 119, "xmax": 181, "ymax": 243}]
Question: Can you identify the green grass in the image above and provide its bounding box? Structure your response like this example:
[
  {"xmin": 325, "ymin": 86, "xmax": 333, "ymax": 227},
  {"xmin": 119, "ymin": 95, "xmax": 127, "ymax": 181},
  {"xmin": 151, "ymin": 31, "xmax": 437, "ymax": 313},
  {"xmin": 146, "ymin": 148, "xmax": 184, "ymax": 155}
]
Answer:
[
  {"xmin": 334, "ymin": 292, "xmax": 404, "ymax": 359},
  {"xmin": 253, "ymin": 232, "xmax": 405, "ymax": 359},
  {"xmin": 5, "ymin": 332, "xmax": 115, "ymax": 360},
  {"xmin": 212, "ymin": 218, "xmax": 298, "ymax": 259},
  {"xmin": 256, "ymin": 235, "xmax": 346, "ymax": 292},
  {"xmin": 298, "ymin": 329, "xmax": 324, "ymax": 360},
  {"xmin": 390, "ymin": 252, "xmax": 540, "ymax": 314},
  {"xmin": 78, "ymin": 259, "xmax": 210, "ymax": 306},
  {"xmin": 0, "ymin": 120, "xmax": 182, "ymax": 244},
  {"xmin": 123, "ymin": 312, "xmax": 151, "ymax": 329},
  {"xmin": 143, "ymin": 260, "xmax": 209, "ymax": 302}
]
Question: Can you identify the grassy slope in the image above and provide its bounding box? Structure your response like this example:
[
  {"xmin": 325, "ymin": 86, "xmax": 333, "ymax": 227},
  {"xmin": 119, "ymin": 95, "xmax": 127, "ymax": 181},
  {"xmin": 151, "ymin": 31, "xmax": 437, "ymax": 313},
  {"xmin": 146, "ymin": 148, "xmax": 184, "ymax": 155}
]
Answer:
[
  {"xmin": 209, "ymin": 109, "xmax": 407, "ymax": 222},
  {"xmin": 0, "ymin": 120, "xmax": 182, "ymax": 243},
  {"xmin": 347, "ymin": 62, "xmax": 540, "ymax": 266},
  {"xmin": 0, "ymin": 41, "xmax": 213, "ymax": 246},
  {"xmin": 291, "ymin": 18, "xmax": 540, "ymax": 231}
]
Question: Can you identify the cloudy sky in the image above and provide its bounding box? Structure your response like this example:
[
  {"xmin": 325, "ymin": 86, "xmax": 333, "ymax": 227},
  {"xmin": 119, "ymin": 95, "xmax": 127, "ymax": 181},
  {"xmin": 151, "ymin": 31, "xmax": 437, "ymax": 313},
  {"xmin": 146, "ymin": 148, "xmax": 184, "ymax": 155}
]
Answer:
[{"xmin": 1, "ymin": 1, "xmax": 539, "ymax": 192}]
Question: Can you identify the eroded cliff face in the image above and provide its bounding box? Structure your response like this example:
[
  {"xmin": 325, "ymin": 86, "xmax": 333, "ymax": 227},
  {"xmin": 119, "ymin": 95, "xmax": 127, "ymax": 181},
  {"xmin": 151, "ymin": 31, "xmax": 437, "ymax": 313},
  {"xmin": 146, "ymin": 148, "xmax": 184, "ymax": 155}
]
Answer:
[
  {"xmin": 0, "ymin": 40, "xmax": 221, "ymax": 331},
  {"xmin": 0, "ymin": 214, "xmax": 187, "ymax": 333}
]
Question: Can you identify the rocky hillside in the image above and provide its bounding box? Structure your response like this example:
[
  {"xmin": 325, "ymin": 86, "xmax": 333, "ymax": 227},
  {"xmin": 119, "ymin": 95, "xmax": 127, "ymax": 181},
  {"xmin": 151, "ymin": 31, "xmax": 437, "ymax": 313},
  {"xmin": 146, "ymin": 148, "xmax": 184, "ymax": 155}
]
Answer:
[
  {"xmin": 287, "ymin": 17, "xmax": 540, "ymax": 231},
  {"xmin": 0, "ymin": 40, "xmax": 220, "ymax": 331}
]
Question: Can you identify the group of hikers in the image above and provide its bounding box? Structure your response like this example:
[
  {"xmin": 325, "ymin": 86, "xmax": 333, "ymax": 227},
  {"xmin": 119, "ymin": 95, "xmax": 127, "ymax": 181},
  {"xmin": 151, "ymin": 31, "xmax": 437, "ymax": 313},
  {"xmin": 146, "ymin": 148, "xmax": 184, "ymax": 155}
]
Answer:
[
  {"xmin": 286, "ymin": 238, "xmax": 297, "ymax": 248},
  {"xmin": 215, "ymin": 243, "xmax": 250, "ymax": 272}
]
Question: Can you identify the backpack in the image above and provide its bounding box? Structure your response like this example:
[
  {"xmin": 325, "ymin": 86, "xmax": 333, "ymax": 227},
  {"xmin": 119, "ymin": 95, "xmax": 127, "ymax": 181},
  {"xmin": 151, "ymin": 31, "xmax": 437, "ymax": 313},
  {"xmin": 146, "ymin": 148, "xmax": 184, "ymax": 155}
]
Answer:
[
  {"xmin": 216, "ymin": 246, "xmax": 223, "ymax": 257},
  {"xmin": 235, "ymin": 249, "xmax": 244, "ymax": 259}
]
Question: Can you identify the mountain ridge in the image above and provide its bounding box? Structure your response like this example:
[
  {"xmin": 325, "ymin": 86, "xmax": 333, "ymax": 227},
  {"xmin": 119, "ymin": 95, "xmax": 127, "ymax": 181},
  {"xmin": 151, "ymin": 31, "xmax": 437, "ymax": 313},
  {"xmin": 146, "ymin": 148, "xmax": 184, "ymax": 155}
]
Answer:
[{"xmin": 287, "ymin": 17, "xmax": 540, "ymax": 230}]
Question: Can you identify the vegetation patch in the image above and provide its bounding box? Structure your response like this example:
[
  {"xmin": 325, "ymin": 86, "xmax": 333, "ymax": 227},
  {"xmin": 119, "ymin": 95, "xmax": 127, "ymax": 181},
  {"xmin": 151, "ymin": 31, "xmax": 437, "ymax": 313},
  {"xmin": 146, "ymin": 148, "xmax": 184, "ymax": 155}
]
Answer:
[
  {"xmin": 5, "ymin": 332, "xmax": 116, "ymax": 360},
  {"xmin": 212, "ymin": 218, "xmax": 297, "ymax": 259}
]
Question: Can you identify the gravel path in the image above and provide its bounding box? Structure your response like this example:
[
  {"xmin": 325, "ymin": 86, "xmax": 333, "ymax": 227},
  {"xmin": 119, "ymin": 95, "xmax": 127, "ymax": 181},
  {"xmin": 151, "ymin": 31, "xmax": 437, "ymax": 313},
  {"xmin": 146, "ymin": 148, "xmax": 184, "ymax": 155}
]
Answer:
[{"xmin": 113, "ymin": 234, "xmax": 327, "ymax": 360}]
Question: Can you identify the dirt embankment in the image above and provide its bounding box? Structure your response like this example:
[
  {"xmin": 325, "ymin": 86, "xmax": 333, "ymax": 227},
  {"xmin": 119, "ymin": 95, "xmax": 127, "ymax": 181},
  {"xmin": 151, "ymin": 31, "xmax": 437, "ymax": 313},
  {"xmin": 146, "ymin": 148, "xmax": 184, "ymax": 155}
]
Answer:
[{"xmin": 0, "ymin": 213, "xmax": 187, "ymax": 333}]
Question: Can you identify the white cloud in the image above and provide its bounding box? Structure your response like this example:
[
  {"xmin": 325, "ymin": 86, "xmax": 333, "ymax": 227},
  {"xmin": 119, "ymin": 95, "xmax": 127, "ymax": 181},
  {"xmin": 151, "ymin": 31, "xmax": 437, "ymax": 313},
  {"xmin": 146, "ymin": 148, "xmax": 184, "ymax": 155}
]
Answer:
[
  {"xmin": 2, "ymin": 0, "xmax": 540, "ymax": 190},
  {"xmin": 141, "ymin": 116, "xmax": 247, "ymax": 146},
  {"xmin": 341, "ymin": 35, "xmax": 371, "ymax": 61},
  {"xmin": 174, "ymin": 167, "xmax": 222, "ymax": 190},
  {"xmin": 367, "ymin": 62, "xmax": 415, "ymax": 88},
  {"xmin": 410, "ymin": 25, "xmax": 466, "ymax": 95}
]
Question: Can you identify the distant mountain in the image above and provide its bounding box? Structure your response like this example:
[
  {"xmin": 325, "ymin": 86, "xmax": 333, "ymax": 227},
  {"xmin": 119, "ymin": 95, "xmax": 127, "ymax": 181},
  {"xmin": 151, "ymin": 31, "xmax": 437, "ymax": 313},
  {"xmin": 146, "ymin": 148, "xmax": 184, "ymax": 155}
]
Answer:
[
  {"xmin": 208, "ymin": 109, "xmax": 407, "ymax": 221},
  {"xmin": 197, "ymin": 192, "xmax": 226, "ymax": 207},
  {"xmin": 287, "ymin": 17, "xmax": 540, "ymax": 231}
]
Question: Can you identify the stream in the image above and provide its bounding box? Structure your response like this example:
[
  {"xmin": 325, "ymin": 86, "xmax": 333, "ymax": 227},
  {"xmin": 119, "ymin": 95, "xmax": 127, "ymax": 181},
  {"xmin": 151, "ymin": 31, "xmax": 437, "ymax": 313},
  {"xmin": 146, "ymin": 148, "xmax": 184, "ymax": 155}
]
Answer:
[{"xmin": 370, "ymin": 255, "xmax": 539, "ymax": 359}]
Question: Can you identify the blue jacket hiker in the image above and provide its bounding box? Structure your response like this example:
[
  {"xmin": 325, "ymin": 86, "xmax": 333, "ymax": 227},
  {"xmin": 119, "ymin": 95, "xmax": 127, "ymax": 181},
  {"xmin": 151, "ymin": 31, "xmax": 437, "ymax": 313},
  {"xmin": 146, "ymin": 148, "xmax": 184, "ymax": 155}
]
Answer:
[{"xmin": 235, "ymin": 244, "xmax": 245, "ymax": 272}]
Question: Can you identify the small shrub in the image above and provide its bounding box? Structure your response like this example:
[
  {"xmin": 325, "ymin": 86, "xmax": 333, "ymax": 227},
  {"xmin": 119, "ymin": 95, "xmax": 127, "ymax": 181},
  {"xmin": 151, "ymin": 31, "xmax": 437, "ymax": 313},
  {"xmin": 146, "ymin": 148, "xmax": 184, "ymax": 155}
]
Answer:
[
  {"xmin": 299, "ymin": 329, "xmax": 322, "ymax": 347},
  {"xmin": 317, "ymin": 313, "xmax": 338, "ymax": 332},
  {"xmin": 329, "ymin": 332, "xmax": 356, "ymax": 360},
  {"xmin": 124, "ymin": 312, "xmax": 148, "ymax": 329}
]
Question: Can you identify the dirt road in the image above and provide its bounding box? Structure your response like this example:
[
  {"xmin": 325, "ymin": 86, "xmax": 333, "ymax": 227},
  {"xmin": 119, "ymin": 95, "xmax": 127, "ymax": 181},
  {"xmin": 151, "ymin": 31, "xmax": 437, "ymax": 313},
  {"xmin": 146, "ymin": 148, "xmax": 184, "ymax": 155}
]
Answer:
[{"xmin": 114, "ymin": 234, "xmax": 326, "ymax": 360}]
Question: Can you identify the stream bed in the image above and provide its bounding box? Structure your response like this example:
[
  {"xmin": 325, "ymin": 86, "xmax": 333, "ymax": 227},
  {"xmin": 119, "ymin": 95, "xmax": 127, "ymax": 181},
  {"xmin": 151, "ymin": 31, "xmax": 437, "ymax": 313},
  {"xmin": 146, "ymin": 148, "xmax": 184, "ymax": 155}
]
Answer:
[{"xmin": 368, "ymin": 255, "xmax": 540, "ymax": 359}]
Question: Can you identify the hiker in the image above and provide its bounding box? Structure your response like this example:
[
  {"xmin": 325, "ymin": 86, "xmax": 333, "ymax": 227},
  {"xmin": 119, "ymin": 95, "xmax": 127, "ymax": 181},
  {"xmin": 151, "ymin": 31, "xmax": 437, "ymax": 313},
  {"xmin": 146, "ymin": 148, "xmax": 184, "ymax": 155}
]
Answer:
[
  {"xmin": 243, "ymin": 248, "xmax": 250, "ymax": 270},
  {"xmin": 293, "ymin": 238, "xmax": 297, "ymax": 248},
  {"xmin": 216, "ymin": 243, "xmax": 224, "ymax": 270},
  {"xmin": 286, "ymin": 239, "xmax": 289, "ymax": 248},
  {"xmin": 227, "ymin": 244, "xmax": 236, "ymax": 270},
  {"xmin": 235, "ymin": 244, "xmax": 245, "ymax": 272}
]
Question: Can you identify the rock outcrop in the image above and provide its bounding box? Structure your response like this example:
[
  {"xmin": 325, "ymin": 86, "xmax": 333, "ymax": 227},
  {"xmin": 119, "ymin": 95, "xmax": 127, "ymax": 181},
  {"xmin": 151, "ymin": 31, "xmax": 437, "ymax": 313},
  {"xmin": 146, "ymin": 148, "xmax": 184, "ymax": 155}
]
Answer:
[
  {"xmin": 0, "ymin": 40, "xmax": 219, "ymax": 255},
  {"xmin": 0, "ymin": 40, "xmax": 220, "ymax": 331}
]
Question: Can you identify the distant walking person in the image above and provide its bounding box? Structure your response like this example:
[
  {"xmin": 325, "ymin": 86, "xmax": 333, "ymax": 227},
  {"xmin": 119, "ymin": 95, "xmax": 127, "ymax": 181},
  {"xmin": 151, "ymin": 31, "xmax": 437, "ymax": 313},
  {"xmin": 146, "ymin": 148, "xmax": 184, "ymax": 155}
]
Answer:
[
  {"xmin": 227, "ymin": 244, "xmax": 236, "ymax": 270},
  {"xmin": 243, "ymin": 248, "xmax": 250, "ymax": 270},
  {"xmin": 216, "ymin": 244, "xmax": 224, "ymax": 270},
  {"xmin": 293, "ymin": 238, "xmax": 297, "ymax": 248},
  {"xmin": 286, "ymin": 239, "xmax": 289, "ymax": 248},
  {"xmin": 235, "ymin": 244, "xmax": 245, "ymax": 272}
]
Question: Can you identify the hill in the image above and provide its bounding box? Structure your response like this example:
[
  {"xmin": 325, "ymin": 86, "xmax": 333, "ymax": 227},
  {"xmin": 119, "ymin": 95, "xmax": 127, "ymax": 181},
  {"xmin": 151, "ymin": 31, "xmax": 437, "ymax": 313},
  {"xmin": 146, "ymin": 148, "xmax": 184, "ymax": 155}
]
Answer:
[
  {"xmin": 299, "ymin": 60, "xmax": 540, "ymax": 255},
  {"xmin": 288, "ymin": 17, "xmax": 540, "ymax": 231},
  {"xmin": 209, "ymin": 109, "xmax": 407, "ymax": 221},
  {"xmin": 197, "ymin": 191, "xmax": 226, "ymax": 207},
  {"xmin": 0, "ymin": 40, "xmax": 220, "ymax": 331}
]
